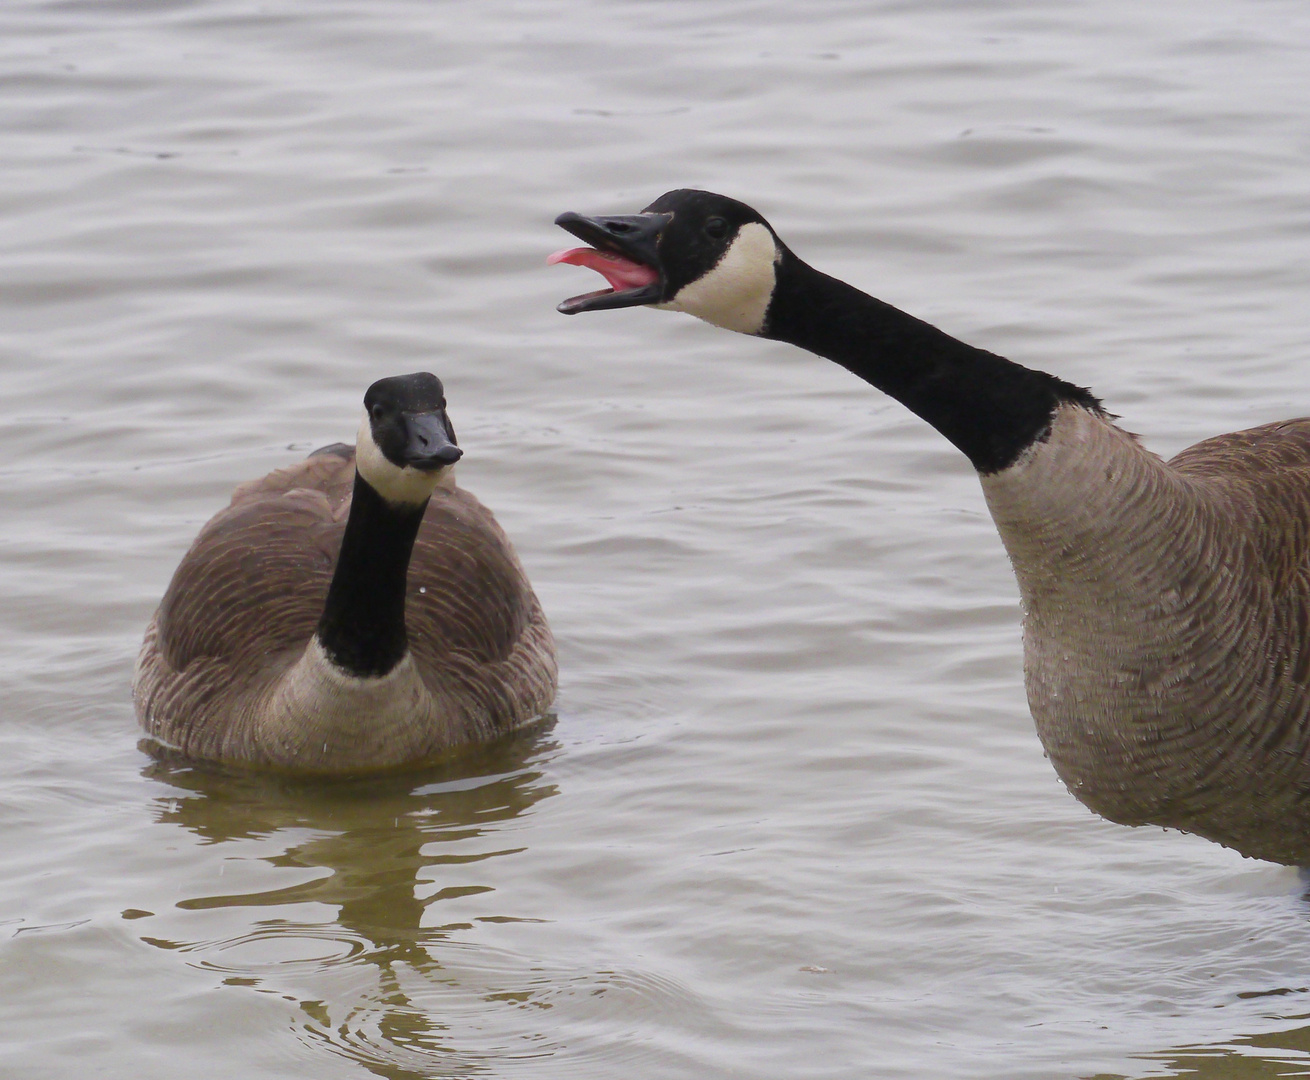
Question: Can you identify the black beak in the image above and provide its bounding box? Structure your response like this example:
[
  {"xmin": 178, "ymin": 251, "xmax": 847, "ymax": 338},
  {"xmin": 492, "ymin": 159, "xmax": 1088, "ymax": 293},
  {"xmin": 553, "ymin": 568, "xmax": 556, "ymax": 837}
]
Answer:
[
  {"xmin": 554, "ymin": 211, "xmax": 670, "ymax": 262},
  {"xmin": 553, "ymin": 211, "xmax": 671, "ymax": 314},
  {"xmin": 402, "ymin": 412, "xmax": 462, "ymax": 471}
]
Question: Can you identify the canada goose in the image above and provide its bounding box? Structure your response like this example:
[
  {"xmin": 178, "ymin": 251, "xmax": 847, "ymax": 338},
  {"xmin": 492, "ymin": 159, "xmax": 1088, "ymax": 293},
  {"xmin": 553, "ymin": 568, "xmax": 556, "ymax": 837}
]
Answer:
[
  {"xmin": 551, "ymin": 189, "xmax": 1310, "ymax": 865},
  {"xmin": 134, "ymin": 373, "xmax": 556, "ymax": 773}
]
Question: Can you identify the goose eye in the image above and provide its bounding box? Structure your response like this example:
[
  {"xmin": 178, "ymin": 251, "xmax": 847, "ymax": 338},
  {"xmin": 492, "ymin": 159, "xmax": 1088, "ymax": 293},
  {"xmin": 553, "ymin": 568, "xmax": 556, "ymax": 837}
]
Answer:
[
  {"xmin": 370, "ymin": 403, "xmax": 386, "ymax": 422},
  {"xmin": 704, "ymin": 216, "xmax": 728, "ymax": 240}
]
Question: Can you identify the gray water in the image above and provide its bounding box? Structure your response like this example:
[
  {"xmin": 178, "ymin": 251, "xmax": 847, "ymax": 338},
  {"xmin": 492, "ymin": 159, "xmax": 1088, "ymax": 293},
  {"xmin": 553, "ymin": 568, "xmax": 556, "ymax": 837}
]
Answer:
[{"xmin": 4, "ymin": 1, "xmax": 1310, "ymax": 1077}]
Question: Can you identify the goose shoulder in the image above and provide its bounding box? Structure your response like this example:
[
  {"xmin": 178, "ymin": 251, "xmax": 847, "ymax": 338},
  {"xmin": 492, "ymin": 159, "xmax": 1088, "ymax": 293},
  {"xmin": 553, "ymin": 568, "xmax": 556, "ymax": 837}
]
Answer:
[
  {"xmin": 155, "ymin": 465, "xmax": 345, "ymax": 680},
  {"xmin": 406, "ymin": 493, "xmax": 556, "ymax": 738},
  {"xmin": 228, "ymin": 441, "xmax": 356, "ymax": 516},
  {"xmin": 1169, "ymin": 418, "xmax": 1310, "ymax": 584},
  {"xmin": 1169, "ymin": 417, "xmax": 1310, "ymax": 479}
]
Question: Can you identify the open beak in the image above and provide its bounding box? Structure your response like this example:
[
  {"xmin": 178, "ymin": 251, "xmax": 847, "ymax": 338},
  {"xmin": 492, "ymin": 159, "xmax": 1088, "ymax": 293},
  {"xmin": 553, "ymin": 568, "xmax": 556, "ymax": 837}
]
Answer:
[
  {"xmin": 549, "ymin": 211, "xmax": 671, "ymax": 314},
  {"xmin": 402, "ymin": 412, "xmax": 462, "ymax": 471}
]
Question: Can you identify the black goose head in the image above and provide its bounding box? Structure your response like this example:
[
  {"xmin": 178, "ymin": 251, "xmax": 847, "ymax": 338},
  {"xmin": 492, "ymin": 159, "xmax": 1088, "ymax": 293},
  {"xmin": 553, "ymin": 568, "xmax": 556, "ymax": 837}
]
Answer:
[
  {"xmin": 552, "ymin": 189, "xmax": 782, "ymax": 334},
  {"xmin": 357, "ymin": 373, "xmax": 462, "ymax": 504}
]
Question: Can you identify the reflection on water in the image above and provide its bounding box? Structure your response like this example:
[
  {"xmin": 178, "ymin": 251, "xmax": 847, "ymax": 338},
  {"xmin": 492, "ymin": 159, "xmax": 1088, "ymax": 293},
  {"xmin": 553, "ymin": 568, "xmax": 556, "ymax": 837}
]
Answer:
[
  {"xmin": 137, "ymin": 731, "xmax": 560, "ymax": 1078},
  {"xmin": 1092, "ymin": 1016, "xmax": 1310, "ymax": 1080}
]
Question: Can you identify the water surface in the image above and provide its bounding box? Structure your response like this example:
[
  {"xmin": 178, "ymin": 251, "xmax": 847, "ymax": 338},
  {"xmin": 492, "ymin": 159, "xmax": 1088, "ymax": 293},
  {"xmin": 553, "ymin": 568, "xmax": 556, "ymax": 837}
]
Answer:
[{"xmin": 3, "ymin": 1, "xmax": 1310, "ymax": 1077}]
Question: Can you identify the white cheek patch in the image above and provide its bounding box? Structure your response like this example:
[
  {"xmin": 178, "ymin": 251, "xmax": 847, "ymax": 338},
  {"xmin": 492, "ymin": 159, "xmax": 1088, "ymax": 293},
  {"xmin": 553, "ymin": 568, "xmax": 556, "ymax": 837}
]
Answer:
[
  {"xmin": 659, "ymin": 221, "xmax": 779, "ymax": 335},
  {"xmin": 354, "ymin": 411, "xmax": 452, "ymax": 506}
]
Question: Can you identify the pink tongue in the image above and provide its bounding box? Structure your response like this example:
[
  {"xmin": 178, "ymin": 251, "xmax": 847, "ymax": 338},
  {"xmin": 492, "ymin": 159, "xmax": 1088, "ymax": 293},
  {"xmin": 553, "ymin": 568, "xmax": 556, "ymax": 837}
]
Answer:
[{"xmin": 547, "ymin": 246, "xmax": 658, "ymax": 292}]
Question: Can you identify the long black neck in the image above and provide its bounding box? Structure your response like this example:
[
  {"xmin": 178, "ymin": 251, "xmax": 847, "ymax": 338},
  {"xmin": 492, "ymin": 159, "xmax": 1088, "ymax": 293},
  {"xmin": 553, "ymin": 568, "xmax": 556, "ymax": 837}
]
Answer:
[
  {"xmin": 763, "ymin": 253, "xmax": 1103, "ymax": 473},
  {"xmin": 316, "ymin": 472, "xmax": 427, "ymax": 677}
]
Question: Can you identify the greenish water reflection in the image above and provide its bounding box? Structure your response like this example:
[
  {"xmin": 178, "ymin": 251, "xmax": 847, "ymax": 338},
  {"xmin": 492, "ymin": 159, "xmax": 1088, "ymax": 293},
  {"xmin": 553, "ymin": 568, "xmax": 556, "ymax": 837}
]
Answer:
[
  {"xmin": 136, "ymin": 729, "xmax": 561, "ymax": 1078},
  {"xmin": 1088, "ymin": 1014, "xmax": 1310, "ymax": 1079}
]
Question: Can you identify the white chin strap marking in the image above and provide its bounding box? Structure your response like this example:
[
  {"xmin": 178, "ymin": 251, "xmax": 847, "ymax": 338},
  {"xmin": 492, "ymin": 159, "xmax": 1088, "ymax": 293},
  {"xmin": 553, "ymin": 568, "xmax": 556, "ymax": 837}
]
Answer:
[
  {"xmin": 354, "ymin": 410, "xmax": 449, "ymax": 505},
  {"xmin": 659, "ymin": 222, "xmax": 779, "ymax": 335}
]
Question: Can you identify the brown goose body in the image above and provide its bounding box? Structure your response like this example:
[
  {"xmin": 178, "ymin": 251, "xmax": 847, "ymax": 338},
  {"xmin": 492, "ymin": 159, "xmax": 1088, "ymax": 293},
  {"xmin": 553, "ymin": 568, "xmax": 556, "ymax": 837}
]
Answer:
[
  {"xmin": 133, "ymin": 444, "xmax": 557, "ymax": 772},
  {"xmin": 553, "ymin": 188, "xmax": 1310, "ymax": 863},
  {"xmin": 986, "ymin": 407, "xmax": 1310, "ymax": 865}
]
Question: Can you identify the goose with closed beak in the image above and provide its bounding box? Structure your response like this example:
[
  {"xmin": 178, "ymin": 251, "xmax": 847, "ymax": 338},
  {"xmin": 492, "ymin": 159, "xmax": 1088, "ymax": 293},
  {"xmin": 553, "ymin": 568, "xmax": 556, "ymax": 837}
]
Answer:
[
  {"xmin": 552, "ymin": 188, "xmax": 1310, "ymax": 865},
  {"xmin": 134, "ymin": 372, "xmax": 556, "ymax": 773}
]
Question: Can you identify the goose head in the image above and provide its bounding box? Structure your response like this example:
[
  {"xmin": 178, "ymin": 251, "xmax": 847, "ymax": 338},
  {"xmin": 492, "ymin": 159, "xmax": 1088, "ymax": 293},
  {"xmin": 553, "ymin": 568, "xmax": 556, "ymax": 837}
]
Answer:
[
  {"xmin": 355, "ymin": 372, "xmax": 463, "ymax": 506},
  {"xmin": 552, "ymin": 189, "xmax": 783, "ymax": 335}
]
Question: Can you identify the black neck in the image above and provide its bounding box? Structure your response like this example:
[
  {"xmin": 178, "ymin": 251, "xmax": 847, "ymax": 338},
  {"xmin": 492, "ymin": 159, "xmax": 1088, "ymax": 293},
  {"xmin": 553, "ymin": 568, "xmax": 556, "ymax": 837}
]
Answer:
[
  {"xmin": 763, "ymin": 253, "xmax": 1102, "ymax": 473},
  {"xmin": 316, "ymin": 473, "xmax": 427, "ymax": 677}
]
